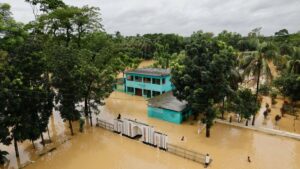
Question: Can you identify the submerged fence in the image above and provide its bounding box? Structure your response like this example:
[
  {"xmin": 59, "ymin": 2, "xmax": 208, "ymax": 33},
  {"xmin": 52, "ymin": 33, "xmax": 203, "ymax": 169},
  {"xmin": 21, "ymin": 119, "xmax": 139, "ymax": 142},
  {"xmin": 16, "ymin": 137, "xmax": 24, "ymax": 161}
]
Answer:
[
  {"xmin": 167, "ymin": 143, "xmax": 207, "ymax": 164},
  {"xmin": 96, "ymin": 118, "xmax": 211, "ymax": 165},
  {"xmin": 96, "ymin": 119, "xmax": 114, "ymax": 131}
]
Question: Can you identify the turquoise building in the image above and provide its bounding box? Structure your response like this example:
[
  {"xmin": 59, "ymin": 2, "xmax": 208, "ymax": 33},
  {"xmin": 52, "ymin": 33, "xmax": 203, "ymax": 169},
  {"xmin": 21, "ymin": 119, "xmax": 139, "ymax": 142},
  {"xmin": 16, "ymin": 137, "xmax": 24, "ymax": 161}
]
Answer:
[
  {"xmin": 147, "ymin": 92, "xmax": 191, "ymax": 124},
  {"xmin": 124, "ymin": 68, "xmax": 173, "ymax": 98}
]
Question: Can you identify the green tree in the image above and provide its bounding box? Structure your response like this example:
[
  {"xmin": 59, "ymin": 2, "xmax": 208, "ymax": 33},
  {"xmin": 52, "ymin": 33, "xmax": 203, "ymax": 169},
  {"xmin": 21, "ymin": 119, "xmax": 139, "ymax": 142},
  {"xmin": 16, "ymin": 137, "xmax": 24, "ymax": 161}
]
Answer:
[
  {"xmin": 171, "ymin": 31, "xmax": 236, "ymax": 137},
  {"xmin": 25, "ymin": 0, "xmax": 65, "ymax": 19},
  {"xmin": 274, "ymin": 73, "xmax": 300, "ymax": 117},
  {"xmin": 0, "ymin": 34, "xmax": 54, "ymax": 157},
  {"xmin": 240, "ymin": 39, "xmax": 278, "ymax": 125},
  {"xmin": 237, "ymin": 38, "xmax": 259, "ymax": 51},
  {"xmin": 25, "ymin": 0, "xmax": 65, "ymax": 13},
  {"xmin": 50, "ymin": 46, "xmax": 82, "ymax": 135},
  {"xmin": 38, "ymin": 5, "xmax": 102, "ymax": 47},
  {"xmin": 232, "ymin": 89, "xmax": 260, "ymax": 126},
  {"xmin": 153, "ymin": 43, "xmax": 172, "ymax": 68},
  {"xmin": 0, "ymin": 71, "xmax": 11, "ymax": 164},
  {"xmin": 0, "ymin": 3, "xmax": 30, "ymax": 158},
  {"xmin": 275, "ymin": 29, "xmax": 289, "ymax": 37},
  {"xmin": 0, "ymin": 3, "xmax": 27, "ymax": 51},
  {"xmin": 77, "ymin": 48, "xmax": 116, "ymax": 126},
  {"xmin": 38, "ymin": 5, "xmax": 105, "ymax": 132},
  {"xmin": 13, "ymin": 35, "xmax": 55, "ymax": 147},
  {"xmin": 217, "ymin": 30, "xmax": 242, "ymax": 49},
  {"xmin": 110, "ymin": 32, "xmax": 141, "ymax": 76},
  {"xmin": 274, "ymin": 29, "xmax": 289, "ymax": 43},
  {"xmin": 286, "ymin": 48, "xmax": 300, "ymax": 74}
]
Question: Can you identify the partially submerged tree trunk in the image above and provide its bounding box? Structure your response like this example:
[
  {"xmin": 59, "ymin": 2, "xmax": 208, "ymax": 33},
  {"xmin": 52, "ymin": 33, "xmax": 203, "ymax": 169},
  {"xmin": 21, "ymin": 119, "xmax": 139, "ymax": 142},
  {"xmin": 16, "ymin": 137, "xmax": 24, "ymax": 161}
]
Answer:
[
  {"xmin": 89, "ymin": 103, "xmax": 93, "ymax": 126},
  {"xmin": 84, "ymin": 82, "xmax": 93, "ymax": 126},
  {"xmin": 69, "ymin": 120, "xmax": 74, "ymax": 135},
  {"xmin": 47, "ymin": 126, "xmax": 51, "ymax": 141},
  {"xmin": 221, "ymin": 98, "xmax": 225, "ymax": 119},
  {"xmin": 292, "ymin": 101, "xmax": 297, "ymax": 119},
  {"xmin": 253, "ymin": 60, "xmax": 261, "ymax": 126},
  {"xmin": 40, "ymin": 133, "xmax": 45, "ymax": 147},
  {"xmin": 246, "ymin": 119, "xmax": 249, "ymax": 126},
  {"xmin": 292, "ymin": 101, "xmax": 297, "ymax": 131},
  {"xmin": 205, "ymin": 125, "xmax": 211, "ymax": 138},
  {"xmin": 14, "ymin": 139, "xmax": 19, "ymax": 158},
  {"xmin": 32, "ymin": 140, "xmax": 36, "ymax": 149},
  {"xmin": 84, "ymin": 97, "xmax": 89, "ymax": 117}
]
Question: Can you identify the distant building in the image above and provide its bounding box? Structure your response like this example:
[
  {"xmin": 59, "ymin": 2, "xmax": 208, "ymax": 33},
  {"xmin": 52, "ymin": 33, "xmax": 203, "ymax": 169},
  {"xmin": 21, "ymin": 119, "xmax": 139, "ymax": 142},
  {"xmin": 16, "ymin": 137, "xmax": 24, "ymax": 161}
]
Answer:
[
  {"xmin": 124, "ymin": 68, "xmax": 174, "ymax": 98},
  {"xmin": 147, "ymin": 92, "xmax": 192, "ymax": 124}
]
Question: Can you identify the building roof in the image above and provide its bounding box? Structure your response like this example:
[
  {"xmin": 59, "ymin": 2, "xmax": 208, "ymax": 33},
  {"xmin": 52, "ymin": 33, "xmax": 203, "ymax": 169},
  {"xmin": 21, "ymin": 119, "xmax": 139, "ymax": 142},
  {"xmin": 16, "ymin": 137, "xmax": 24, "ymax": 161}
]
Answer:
[
  {"xmin": 148, "ymin": 92, "xmax": 187, "ymax": 112},
  {"xmin": 125, "ymin": 68, "xmax": 170, "ymax": 77}
]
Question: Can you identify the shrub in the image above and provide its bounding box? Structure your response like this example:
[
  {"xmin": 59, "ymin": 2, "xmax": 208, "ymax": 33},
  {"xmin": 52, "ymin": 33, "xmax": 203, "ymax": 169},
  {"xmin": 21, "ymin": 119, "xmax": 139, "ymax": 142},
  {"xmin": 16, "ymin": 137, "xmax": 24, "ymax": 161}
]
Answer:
[
  {"xmin": 0, "ymin": 151, "xmax": 8, "ymax": 165},
  {"xmin": 259, "ymin": 84, "xmax": 271, "ymax": 96},
  {"xmin": 270, "ymin": 90, "xmax": 278, "ymax": 105}
]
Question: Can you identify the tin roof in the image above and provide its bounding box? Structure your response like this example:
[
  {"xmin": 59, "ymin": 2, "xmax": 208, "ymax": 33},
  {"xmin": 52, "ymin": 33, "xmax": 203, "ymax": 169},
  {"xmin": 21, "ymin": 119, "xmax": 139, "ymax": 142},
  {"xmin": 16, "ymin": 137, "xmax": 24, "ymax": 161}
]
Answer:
[
  {"xmin": 148, "ymin": 92, "xmax": 187, "ymax": 112},
  {"xmin": 125, "ymin": 68, "xmax": 170, "ymax": 77}
]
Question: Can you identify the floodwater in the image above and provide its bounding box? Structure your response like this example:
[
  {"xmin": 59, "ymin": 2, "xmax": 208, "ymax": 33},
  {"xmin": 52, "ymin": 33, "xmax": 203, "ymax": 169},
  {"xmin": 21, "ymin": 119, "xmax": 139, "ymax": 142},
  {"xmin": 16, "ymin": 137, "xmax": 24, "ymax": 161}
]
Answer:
[
  {"xmin": 255, "ymin": 96, "xmax": 300, "ymax": 134},
  {"xmin": 238, "ymin": 61, "xmax": 299, "ymax": 133},
  {"xmin": 2, "ymin": 91, "xmax": 300, "ymax": 169},
  {"xmin": 1, "ymin": 60, "xmax": 300, "ymax": 169}
]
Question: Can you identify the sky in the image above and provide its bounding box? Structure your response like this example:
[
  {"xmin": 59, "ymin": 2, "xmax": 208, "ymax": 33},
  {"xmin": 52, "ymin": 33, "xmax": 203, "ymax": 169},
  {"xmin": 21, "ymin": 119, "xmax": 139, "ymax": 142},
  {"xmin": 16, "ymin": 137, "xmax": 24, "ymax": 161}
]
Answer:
[{"xmin": 2, "ymin": 0, "xmax": 300, "ymax": 36}]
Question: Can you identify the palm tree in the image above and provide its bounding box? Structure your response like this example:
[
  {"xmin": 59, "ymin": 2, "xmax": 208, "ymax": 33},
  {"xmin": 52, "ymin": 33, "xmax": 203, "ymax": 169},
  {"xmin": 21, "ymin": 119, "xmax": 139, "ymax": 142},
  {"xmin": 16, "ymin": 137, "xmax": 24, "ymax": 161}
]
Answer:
[
  {"xmin": 240, "ymin": 41, "xmax": 278, "ymax": 125},
  {"xmin": 287, "ymin": 47, "xmax": 300, "ymax": 74}
]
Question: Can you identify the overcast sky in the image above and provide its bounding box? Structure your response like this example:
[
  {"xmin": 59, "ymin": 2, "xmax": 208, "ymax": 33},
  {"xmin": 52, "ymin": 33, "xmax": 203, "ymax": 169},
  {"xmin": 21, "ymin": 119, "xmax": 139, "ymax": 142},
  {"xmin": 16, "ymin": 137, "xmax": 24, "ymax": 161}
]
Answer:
[{"xmin": 2, "ymin": 0, "xmax": 300, "ymax": 36}]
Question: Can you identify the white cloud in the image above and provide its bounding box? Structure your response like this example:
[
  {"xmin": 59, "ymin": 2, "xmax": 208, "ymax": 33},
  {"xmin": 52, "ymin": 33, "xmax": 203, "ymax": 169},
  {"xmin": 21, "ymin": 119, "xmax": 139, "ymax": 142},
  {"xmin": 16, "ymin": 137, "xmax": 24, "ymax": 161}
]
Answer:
[{"xmin": 2, "ymin": 0, "xmax": 300, "ymax": 36}]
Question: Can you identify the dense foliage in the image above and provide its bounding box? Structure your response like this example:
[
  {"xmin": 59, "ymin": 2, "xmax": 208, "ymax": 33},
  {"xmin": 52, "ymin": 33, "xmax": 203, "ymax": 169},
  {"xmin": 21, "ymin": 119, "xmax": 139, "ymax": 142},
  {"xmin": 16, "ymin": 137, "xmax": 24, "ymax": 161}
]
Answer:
[
  {"xmin": 1, "ymin": 0, "xmax": 300, "ymax": 163},
  {"xmin": 232, "ymin": 89, "xmax": 261, "ymax": 126},
  {"xmin": 171, "ymin": 31, "xmax": 236, "ymax": 137}
]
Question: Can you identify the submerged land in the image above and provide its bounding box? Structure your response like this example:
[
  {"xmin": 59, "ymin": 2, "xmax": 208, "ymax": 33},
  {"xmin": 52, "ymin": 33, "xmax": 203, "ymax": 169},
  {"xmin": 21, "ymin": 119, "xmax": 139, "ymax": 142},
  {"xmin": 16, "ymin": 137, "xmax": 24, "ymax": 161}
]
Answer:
[
  {"xmin": 1, "ymin": 61, "xmax": 300, "ymax": 169},
  {"xmin": 1, "ymin": 1, "xmax": 300, "ymax": 169},
  {"xmin": 1, "ymin": 91, "xmax": 300, "ymax": 169}
]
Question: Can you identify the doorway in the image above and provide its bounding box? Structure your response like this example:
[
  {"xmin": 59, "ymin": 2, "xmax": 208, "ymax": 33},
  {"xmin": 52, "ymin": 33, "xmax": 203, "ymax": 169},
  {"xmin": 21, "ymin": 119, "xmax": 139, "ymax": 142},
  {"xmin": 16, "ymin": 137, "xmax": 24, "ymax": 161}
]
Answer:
[{"xmin": 135, "ymin": 88, "xmax": 142, "ymax": 96}]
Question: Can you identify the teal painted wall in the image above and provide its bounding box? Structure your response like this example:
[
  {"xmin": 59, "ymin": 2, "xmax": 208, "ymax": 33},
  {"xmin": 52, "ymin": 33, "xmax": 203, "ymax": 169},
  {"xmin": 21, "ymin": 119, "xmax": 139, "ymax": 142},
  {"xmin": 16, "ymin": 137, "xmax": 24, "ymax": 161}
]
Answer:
[
  {"xmin": 125, "ymin": 73, "xmax": 174, "ymax": 97},
  {"xmin": 148, "ymin": 106, "xmax": 183, "ymax": 124}
]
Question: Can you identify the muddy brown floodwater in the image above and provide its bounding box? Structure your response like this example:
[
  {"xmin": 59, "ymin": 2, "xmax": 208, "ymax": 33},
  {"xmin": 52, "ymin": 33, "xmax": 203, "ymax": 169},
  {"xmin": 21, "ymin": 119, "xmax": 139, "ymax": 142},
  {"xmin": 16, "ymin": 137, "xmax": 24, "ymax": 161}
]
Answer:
[
  {"xmin": 1, "ymin": 61, "xmax": 300, "ymax": 169},
  {"xmin": 255, "ymin": 96, "xmax": 300, "ymax": 134},
  {"xmin": 2, "ymin": 91, "xmax": 299, "ymax": 169}
]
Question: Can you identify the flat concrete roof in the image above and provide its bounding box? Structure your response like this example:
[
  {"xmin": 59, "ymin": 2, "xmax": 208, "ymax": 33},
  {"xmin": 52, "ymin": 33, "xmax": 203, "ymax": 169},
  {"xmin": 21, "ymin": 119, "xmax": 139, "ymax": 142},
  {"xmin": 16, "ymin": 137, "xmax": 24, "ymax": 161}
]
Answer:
[
  {"xmin": 148, "ymin": 92, "xmax": 187, "ymax": 112},
  {"xmin": 125, "ymin": 68, "xmax": 170, "ymax": 77}
]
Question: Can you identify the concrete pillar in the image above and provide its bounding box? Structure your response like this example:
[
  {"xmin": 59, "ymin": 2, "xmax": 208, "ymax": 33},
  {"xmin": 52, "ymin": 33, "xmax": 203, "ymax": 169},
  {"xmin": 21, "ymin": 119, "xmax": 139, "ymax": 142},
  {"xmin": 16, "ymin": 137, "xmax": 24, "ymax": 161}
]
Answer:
[{"xmin": 142, "ymin": 76, "xmax": 144, "ymax": 96}]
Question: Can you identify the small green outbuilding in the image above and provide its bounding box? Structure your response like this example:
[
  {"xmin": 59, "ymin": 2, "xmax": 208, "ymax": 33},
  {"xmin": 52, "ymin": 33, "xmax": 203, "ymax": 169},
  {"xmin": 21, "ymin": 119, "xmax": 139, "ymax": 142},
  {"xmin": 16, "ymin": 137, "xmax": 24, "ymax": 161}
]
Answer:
[{"xmin": 147, "ymin": 92, "xmax": 192, "ymax": 124}]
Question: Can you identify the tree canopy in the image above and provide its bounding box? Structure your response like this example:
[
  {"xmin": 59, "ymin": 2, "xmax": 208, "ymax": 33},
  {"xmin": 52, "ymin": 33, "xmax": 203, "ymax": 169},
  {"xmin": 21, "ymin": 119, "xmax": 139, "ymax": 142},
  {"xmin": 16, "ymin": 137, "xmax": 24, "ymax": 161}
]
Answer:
[{"xmin": 171, "ymin": 31, "xmax": 236, "ymax": 137}]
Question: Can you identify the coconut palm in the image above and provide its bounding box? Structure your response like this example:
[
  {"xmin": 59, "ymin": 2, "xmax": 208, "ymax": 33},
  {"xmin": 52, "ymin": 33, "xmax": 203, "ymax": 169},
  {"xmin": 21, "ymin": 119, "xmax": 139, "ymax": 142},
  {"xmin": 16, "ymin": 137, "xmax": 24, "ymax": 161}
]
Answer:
[
  {"xmin": 239, "ymin": 41, "xmax": 278, "ymax": 125},
  {"xmin": 286, "ymin": 47, "xmax": 300, "ymax": 74}
]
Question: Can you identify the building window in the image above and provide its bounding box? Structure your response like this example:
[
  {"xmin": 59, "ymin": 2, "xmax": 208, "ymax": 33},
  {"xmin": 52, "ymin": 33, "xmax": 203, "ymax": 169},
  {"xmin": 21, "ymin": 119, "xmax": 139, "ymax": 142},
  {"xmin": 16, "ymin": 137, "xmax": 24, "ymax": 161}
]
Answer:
[
  {"xmin": 143, "ymin": 89, "xmax": 151, "ymax": 98},
  {"xmin": 152, "ymin": 91, "xmax": 161, "ymax": 97},
  {"xmin": 127, "ymin": 87, "xmax": 134, "ymax": 93},
  {"xmin": 143, "ymin": 77, "xmax": 151, "ymax": 83},
  {"xmin": 162, "ymin": 78, "xmax": 166, "ymax": 84},
  {"xmin": 152, "ymin": 78, "xmax": 160, "ymax": 85},
  {"xmin": 127, "ymin": 75, "xmax": 133, "ymax": 81},
  {"xmin": 135, "ymin": 76, "xmax": 143, "ymax": 82}
]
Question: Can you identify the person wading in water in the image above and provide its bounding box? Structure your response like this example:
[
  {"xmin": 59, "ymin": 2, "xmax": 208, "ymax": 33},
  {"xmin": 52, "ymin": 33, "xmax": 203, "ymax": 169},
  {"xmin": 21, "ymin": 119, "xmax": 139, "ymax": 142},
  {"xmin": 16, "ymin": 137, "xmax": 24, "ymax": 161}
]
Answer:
[
  {"xmin": 248, "ymin": 156, "xmax": 251, "ymax": 163},
  {"xmin": 205, "ymin": 154, "xmax": 210, "ymax": 168}
]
